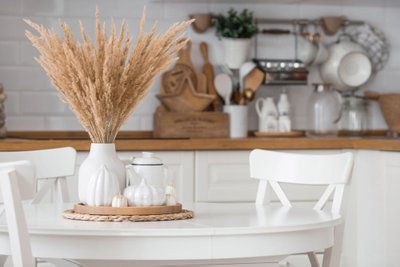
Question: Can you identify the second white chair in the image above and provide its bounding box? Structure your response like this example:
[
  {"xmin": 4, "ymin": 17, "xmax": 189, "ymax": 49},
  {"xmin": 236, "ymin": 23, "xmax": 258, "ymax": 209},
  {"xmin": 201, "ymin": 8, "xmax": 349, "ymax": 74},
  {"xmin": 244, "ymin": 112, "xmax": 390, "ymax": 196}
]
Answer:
[
  {"xmin": 0, "ymin": 147, "xmax": 77, "ymax": 203},
  {"xmin": 249, "ymin": 149, "xmax": 354, "ymax": 267}
]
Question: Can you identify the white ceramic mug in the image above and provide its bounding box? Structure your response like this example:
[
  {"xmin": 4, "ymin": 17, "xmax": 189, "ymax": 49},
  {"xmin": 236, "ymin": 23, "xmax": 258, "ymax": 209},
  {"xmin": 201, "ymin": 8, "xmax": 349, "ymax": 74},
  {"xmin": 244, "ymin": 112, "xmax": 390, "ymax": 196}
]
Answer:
[{"xmin": 223, "ymin": 105, "xmax": 248, "ymax": 138}]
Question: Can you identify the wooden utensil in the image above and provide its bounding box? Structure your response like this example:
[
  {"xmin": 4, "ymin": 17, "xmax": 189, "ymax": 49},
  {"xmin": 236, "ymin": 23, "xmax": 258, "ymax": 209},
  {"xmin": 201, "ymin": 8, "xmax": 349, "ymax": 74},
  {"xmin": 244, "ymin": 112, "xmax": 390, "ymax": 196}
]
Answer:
[
  {"xmin": 238, "ymin": 88, "xmax": 256, "ymax": 105},
  {"xmin": 321, "ymin": 16, "xmax": 343, "ymax": 36},
  {"xmin": 177, "ymin": 41, "xmax": 207, "ymax": 94},
  {"xmin": 161, "ymin": 64, "xmax": 197, "ymax": 94},
  {"xmin": 189, "ymin": 13, "xmax": 213, "ymax": 33},
  {"xmin": 214, "ymin": 73, "xmax": 232, "ymax": 105},
  {"xmin": 244, "ymin": 67, "xmax": 265, "ymax": 92},
  {"xmin": 200, "ymin": 42, "xmax": 222, "ymax": 111},
  {"xmin": 364, "ymin": 90, "xmax": 380, "ymax": 100},
  {"xmin": 157, "ymin": 75, "xmax": 215, "ymax": 112}
]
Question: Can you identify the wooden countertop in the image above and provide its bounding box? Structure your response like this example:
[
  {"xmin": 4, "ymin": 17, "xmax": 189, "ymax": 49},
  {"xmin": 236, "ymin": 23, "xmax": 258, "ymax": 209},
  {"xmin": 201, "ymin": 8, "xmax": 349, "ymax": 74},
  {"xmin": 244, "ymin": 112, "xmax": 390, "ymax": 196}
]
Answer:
[{"xmin": 1, "ymin": 131, "xmax": 400, "ymax": 152}]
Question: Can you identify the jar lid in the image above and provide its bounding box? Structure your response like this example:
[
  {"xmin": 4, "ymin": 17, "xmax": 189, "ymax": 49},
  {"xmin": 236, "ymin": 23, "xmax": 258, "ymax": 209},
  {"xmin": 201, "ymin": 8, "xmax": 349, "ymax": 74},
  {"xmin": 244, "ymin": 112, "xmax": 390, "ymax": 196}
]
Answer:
[
  {"xmin": 312, "ymin": 82, "xmax": 333, "ymax": 91},
  {"xmin": 132, "ymin": 152, "xmax": 163, "ymax": 166}
]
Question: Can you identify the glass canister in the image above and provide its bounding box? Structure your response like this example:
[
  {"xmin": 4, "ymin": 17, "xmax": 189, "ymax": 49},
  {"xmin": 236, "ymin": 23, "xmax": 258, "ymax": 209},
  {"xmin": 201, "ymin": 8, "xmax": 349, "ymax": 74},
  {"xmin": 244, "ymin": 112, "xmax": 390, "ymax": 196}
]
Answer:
[
  {"xmin": 307, "ymin": 83, "xmax": 342, "ymax": 137},
  {"xmin": 340, "ymin": 95, "xmax": 368, "ymax": 135}
]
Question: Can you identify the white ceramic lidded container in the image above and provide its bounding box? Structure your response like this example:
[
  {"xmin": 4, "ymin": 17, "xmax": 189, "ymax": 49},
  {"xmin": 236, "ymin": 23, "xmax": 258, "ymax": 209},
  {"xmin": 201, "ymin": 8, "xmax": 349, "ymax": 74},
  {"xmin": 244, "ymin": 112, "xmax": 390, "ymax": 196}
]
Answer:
[{"xmin": 125, "ymin": 152, "xmax": 168, "ymax": 205}]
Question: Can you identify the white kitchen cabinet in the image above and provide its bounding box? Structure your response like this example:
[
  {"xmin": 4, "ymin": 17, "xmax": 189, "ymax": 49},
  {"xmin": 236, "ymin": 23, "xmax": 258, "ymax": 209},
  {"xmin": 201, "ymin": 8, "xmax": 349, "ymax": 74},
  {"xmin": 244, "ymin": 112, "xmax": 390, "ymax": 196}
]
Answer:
[
  {"xmin": 345, "ymin": 150, "xmax": 400, "ymax": 267},
  {"xmin": 195, "ymin": 150, "xmax": 256, "ymax": 202}
]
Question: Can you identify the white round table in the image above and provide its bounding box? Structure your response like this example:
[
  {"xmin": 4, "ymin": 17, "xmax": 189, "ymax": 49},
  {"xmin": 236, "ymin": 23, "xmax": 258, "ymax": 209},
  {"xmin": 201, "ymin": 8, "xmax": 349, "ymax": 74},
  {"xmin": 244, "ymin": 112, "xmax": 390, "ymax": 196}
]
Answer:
[{"xmin": 0, "ymin": 202, "xmax": 341, "ymax": 266}]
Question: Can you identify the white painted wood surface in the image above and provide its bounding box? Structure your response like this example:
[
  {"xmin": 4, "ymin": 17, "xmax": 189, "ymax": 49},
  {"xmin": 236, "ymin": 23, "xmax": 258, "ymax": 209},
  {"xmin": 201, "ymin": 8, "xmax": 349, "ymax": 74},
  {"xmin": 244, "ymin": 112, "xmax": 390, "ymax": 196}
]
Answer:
[
  {"xmin": 0, "ymin": 147, "xmax": 77, "ymax": 203},
  {"xmin": 249, "ymin": 149, "xmax": 354, "ymax": 267},
  {"xmin": 0, "ymin": 202, "xmax": 340, "ymax": 266},
  {"xmin": 60, "ymin": 149, "xmax": 400, "ymax": 267},
  {"xmin": 0, "ymin": 161, "xmax": 35, "ymax": 267}
]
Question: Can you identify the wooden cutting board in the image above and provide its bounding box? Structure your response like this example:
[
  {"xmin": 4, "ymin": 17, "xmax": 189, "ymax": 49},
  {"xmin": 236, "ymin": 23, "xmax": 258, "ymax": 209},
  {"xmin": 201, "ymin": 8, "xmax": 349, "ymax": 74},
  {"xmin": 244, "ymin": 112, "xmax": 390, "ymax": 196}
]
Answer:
[
  {"xmin": 177, "ymin": 40, "xmax": 207, "ymax": 94},
  {"xmin": 161, "ymin": 64, "xmax": 197, "ymax": 94},
  {"xmin": 200, "ymin": 42, "xmax": 222, "ymax": 111}
]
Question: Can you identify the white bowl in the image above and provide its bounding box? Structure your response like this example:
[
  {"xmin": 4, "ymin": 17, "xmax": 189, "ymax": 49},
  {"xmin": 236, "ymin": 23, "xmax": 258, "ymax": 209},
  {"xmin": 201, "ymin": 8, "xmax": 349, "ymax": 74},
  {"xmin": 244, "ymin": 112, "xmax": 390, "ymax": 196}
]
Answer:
[
  {"xmin": 338, "ymin": 52, "xmax": 372, "ymax": 87},
  {"xmin": 310, "ymin": 41, "xmax": 329, "ymax": 66},
  {"xmin": 319, "ymin": 40, "xmax": 365, "ymax": 91}
]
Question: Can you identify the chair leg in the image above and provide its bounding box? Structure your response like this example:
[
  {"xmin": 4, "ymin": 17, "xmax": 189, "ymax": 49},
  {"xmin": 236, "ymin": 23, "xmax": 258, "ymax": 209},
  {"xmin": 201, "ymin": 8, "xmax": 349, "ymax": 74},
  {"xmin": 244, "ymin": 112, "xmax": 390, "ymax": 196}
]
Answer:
[
  {"xmin": 55, "ymin": 177, "xmax": 70, "ymax": 202},
  {"xmin": 323, "ymin": 224, "xmax": 344, "ymax": 267},
  {"xmin": 307, "ymin": 252, "xmax": 320, "ymax": 267},
  {"xmin": 0, "ymin": 255, "xmax": 7, "ymax": 266},
  {"xmin": 322, "ymin": 247, "xmax": 333, "ymax": 267},
  {"xmin": 31, "ymin": 179, "xmax": 54, "ymax": 204}
]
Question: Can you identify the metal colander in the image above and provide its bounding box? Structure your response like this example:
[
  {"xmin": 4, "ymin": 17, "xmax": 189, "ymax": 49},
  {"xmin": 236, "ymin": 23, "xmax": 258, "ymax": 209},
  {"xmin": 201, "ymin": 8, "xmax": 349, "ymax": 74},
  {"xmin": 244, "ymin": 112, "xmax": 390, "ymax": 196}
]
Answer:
[{"xmin": 344, "ymin": 23, "xmax": 390, "ymax": 74}]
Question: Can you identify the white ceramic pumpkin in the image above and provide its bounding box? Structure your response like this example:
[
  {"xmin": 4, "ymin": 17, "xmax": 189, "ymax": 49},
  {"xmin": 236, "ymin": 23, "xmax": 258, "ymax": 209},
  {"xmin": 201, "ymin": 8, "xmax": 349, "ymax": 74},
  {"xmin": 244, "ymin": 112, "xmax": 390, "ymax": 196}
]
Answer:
[
  {"xmin": 165, "ymin": 184, "xmax": 177, "ymax": 206},
  {"xmin": 86, "ymin": 165, "xmax": 120, "ymax": 207},
  {"xmin": 112, "ymin": 193, "xmax": 128, "ymax": 207},
  {"xmin": 133, "ymin": 177, "xmax": 159, "ymax": 206},
  {"xmin": 123, "ymin": 185, "xmax": 136, "ymax": 206}
]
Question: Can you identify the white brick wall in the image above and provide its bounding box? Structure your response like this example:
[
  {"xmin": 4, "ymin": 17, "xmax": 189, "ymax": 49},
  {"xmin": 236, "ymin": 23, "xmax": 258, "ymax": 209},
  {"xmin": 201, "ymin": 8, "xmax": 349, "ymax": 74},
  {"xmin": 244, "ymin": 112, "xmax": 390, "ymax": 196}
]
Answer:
[{"xmin": 0, "ymin": 0, "xmax": 398, "ymax": 131}]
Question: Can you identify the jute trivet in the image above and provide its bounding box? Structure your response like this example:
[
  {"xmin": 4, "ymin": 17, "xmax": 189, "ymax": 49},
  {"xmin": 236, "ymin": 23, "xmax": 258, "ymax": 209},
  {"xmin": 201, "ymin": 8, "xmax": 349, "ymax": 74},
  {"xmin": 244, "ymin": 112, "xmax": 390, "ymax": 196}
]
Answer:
[{"xmin": 63, "ymin": 209, "xmax": 193, "ymax": 222}]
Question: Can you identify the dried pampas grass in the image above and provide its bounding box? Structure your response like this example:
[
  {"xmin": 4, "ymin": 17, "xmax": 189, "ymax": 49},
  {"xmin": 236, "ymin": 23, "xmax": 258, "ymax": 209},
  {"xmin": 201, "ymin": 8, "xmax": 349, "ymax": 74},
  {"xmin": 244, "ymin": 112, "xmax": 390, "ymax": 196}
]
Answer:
[{"xmin": 25, "ymin": 8, "xmax": 192, "ymax": 143}]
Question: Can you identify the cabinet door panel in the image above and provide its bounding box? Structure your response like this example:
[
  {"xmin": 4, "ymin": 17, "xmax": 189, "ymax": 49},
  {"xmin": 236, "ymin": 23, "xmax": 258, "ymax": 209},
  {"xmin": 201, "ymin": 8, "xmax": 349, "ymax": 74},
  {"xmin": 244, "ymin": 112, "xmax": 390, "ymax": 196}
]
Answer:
[
  {"xmin": 195, "ymin": 151, "xmax": 256, "ymax": 202},
  {"xmin": 195, "ymin": 150, "xmax": 341, "ymax": 203}
]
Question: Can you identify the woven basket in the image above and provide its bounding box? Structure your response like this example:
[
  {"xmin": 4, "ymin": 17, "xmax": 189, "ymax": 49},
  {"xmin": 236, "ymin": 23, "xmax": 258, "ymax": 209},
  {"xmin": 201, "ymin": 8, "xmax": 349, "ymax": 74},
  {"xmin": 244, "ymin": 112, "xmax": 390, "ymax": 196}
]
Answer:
[{"xmin": 378, "ymin": 94, "xmax": 400, "ymax": 133}]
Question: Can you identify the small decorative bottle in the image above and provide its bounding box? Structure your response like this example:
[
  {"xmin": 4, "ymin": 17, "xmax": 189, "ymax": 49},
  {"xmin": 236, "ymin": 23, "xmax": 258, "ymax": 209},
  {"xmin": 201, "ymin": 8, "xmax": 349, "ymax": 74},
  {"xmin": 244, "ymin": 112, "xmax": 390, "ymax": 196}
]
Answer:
[
  {"xmin": 278, "ymin": 92, "xmax": 291, "ymax": 132},
  {"xmin": 264, "ymin": 97, "xmax": 278, "ymax": 132}
]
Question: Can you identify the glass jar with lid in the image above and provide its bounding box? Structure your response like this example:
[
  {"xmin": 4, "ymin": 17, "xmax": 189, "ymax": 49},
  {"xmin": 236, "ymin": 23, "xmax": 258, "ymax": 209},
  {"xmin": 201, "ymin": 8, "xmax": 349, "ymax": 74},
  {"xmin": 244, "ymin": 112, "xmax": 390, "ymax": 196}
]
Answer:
[
  {"xmin": 340, "ymin": 95, "xmax": 368, "ymax": 135},
  {"xmin": 306, "ymin": 83, "xmax": 342, "ymax": 137}
]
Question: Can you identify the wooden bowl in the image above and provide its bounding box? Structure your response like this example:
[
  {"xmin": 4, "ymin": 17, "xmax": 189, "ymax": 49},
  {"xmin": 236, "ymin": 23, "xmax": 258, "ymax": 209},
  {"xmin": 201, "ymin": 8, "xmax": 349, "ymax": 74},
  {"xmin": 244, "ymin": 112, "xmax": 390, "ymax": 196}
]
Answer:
[{"xmin": 157, "ymin": 77, "xmax": 215, "ymax": 112}]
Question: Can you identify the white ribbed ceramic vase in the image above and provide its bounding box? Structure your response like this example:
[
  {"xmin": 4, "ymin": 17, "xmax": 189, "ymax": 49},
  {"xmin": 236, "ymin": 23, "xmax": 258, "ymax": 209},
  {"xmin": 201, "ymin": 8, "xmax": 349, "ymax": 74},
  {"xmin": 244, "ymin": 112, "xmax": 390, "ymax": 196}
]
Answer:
[{"xmin": 78, "ymin": 143, "xmax": 126, "ymax": 203}]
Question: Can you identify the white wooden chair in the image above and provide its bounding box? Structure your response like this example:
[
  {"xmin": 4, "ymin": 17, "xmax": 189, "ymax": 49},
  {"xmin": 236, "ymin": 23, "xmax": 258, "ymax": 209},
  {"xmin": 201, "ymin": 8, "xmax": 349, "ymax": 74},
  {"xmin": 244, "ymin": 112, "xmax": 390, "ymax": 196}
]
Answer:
[
  {"xmin": 0, "ymin": 148, "xmax": 78, "ymax": 267},
  {"xmin": 0, "ymin": 160, "xmax": 36, "ymax": 267},
  {"xmin": 249, "ymin": 149, "xmax": 354, "ymax": 267},
  {"xmin": 0, "ymin": 147, "xmax": 77, "ymax": 203}
]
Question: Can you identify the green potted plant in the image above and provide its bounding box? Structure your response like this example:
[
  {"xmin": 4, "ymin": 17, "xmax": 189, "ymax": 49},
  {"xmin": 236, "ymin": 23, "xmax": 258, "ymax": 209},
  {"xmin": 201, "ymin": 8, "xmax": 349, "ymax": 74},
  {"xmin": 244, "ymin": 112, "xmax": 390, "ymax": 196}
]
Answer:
[{"xmin": 215, "ymin": 8, "xmax": 257, "ymax": 69}]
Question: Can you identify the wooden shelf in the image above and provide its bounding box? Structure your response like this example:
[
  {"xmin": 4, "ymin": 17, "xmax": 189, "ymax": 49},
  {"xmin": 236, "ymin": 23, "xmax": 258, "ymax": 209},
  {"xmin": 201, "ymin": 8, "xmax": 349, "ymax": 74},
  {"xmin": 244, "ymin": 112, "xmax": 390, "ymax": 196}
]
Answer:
[{"xmin": 2, "ymin": 130, "xmax": 400, "ymax": 152}]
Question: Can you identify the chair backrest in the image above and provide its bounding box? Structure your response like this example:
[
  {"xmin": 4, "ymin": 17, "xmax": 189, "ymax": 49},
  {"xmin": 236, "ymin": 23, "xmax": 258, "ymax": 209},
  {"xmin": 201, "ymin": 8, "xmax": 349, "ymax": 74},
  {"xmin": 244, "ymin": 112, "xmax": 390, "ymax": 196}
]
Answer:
[
  {"xmin": 249, "ymin": 149, "xmax": 354, "ymax": 213},
  {"xmin": 0, "ymin": 160, "xmax": 35, "ymax": 267},
  {"xmin": 0, "ymin": 147, "xmax": 76, "ymax": 179}
]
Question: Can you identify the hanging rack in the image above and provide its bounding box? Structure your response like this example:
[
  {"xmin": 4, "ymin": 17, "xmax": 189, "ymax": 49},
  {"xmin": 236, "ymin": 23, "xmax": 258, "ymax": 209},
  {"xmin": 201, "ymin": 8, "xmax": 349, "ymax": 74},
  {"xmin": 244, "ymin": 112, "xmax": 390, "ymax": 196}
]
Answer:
[
  {"xmin": 254, "ymin": 17, "xmax": 364, "ymax": 26},
  {"xmin": 254, "ymin": 16, "xmax": 365, "ymax": 59}
]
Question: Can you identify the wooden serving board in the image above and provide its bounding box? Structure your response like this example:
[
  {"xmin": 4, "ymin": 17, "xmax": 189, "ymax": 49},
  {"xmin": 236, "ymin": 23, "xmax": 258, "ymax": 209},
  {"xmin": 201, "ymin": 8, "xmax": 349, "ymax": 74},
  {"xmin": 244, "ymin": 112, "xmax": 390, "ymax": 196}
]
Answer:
[
  {"xmin": 74, "ymin": 203, "xmax": 182, "ymax": 216},
  {"xmin": 153, "ymin": 110, "xmax": 229, "ymax": 138},
  {"xmin": 254, "ymin": 131, "xmax": 305, "ymax": 138}
]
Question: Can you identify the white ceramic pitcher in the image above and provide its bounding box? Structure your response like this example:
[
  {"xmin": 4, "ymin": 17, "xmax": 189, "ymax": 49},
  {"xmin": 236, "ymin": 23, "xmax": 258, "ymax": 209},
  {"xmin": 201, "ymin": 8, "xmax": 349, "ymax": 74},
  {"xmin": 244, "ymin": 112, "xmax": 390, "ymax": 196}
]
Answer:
[
  {"xmin": 255, "ymin": 97, "xmax": 278, "ymax": 118},
  {"xmin": 256, "ymin": 97, "xmax": 279, "ymax": 132}
]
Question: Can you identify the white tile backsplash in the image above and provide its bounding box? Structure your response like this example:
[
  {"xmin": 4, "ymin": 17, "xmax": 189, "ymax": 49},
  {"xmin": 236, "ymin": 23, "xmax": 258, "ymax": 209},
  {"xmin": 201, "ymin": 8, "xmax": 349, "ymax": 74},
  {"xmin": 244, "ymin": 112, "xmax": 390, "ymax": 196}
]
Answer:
[
  {"xmin": 44, "ymin": 116, "xmax": 83, "ymax": 130},
  {"xmin": 3, "ymin": 92, "xmax": 20, "ymax": 115},
  {"xmin": 0, "ymin": 0, "xmax": 398, "ymax": 131},
  {"xmin": 22, "ymin": 0, "xmax": 63, "ymax": 16},
  {"xmin": 20, "ymin": 92, "xmax": 70, "ymax": 115},
  {"xmin": 6, "ymin": 116, "xmax": 45, "ymax": 130},
  {"xmin": 0, "ymin": 42, "xmax": 19, "ymax": 65},
  {"xmin": 0, "ymin": 0, "xmax": 22, "ymax": 16}
]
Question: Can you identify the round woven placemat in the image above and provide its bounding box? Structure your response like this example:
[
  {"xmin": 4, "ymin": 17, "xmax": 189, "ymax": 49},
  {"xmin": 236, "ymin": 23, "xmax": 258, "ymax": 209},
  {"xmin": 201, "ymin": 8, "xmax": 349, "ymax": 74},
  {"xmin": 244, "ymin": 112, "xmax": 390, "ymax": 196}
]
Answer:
[{"xmin": 63, "ymin": 209, "xmax": 193, "ymax": 222}]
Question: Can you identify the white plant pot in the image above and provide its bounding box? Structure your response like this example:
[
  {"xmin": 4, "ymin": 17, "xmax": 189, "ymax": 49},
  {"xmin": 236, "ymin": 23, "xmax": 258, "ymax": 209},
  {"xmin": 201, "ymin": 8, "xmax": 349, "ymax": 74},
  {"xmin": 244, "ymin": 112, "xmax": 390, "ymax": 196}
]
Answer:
[
  {"xmin": 78, "ymin": 143, "xmax": 126, "ymax": 203},
  {"xmin": 222, "ymin": 38, "xmax": 252, "ymax": 69}
]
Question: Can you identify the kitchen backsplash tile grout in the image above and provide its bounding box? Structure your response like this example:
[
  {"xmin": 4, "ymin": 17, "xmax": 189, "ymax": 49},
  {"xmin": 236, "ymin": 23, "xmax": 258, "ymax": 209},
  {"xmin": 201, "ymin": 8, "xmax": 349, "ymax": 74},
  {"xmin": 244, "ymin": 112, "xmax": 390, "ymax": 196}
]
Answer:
[{"xmin": 0, "ymin": 0, "xmax": 398, "ymax": 130}]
